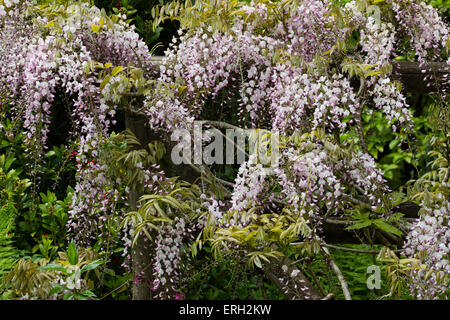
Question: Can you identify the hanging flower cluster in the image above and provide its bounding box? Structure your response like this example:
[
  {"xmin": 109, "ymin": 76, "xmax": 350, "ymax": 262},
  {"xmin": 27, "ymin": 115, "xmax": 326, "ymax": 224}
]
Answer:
[
  {"xmin": 120, "ymin": 164, "xmax": 173, "ymax": 271},
  {"xmin": 67, "ymin": 161, "xmax": 119, "ymax": 246},
  {"xmin": 403, "ymin": 195, "xmax": 450, "ymax": 299},
  {"xmin": 149, "ymin": 25, "xmax": 277, "ymax": 132},
  {"xmin": 269, "ymin": 134, "xmax": 387, "ymax": 227},
  {"xmin": 276, "ymin": 0, "xmax": 350, "ymax": 63},
  {"xmin": 280, "ymin": 264, "xmax": 313, "ymax": 300},
  {"xmin": 197, "ymin": 193, "xmax": 228, "ymax": 229},
  {"xmin": 270, "ymin": 68, "xmax": 361, "ymax": 134},
  {"xmin": 151, "ymin": 217, "xmax": 186, "ymax": 299},
  {"xmin": 1, "ymin": 2, "xmax": 151, "ymax": 153},
  {"xmin": 147, "ymin": 0, "xmax": 357, "ymax": 133},
  {"xmin": 369, "ymin": 77, "xmax": 413, "ymax": 130},
  {"xmin": 359, "ymin": 16, "xmax": 396, "ymax": 69},
  {"xmin": 347, "ymin": 1, "xmax": 413, "ymax": 131},
  {"xmin": 392, "ymin": 0, "xmax": 449, "ymax": 65},
  {"xmin": 229, "ymin": 154, "xmax": 268, "ymax": 223},
  {"xmin": 146, "ymin": 0, "xmax": 448, "ymax": 138}
]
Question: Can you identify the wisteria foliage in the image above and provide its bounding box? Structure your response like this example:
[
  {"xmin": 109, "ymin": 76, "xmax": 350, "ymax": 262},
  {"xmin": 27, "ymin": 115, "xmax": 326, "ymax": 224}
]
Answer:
[
  {"xmin": 145, "ymin": 0, "xmax": 450, "ymax": 299},
  {"xmin": 1, "ymin": 0, "xmax": 449, "ymax": 300}
]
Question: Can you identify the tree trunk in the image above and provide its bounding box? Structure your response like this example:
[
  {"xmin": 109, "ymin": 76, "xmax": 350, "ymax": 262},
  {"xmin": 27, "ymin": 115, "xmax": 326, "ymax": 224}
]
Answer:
[
  {"xmin": 125, "ymin": 113, "xmax": 157, "ymax": 300},
  {"xmin": 263, "ymin": 256, "xmax": 322, "ymax": 300},
  {"xmin": 125, "ymin": 112, "xmax": 199, "ymax": 299}
]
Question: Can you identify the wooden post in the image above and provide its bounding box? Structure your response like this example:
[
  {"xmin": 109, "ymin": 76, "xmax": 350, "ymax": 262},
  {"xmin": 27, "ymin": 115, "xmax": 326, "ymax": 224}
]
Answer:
[
  {"xmin": 125, "ymin": 113, "xmax": 157, "ymax": 300},
  {"xmin": 392, "ymin": 61, "xmax": 450, "ymax": 93}
]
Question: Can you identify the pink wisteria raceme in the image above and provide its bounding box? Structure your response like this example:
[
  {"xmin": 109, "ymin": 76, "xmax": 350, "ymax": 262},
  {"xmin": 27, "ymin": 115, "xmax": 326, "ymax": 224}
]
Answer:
[
  {"xmin": 392, "ymin": 1, "xmax": 449, "ymax": 65},
  {"xmin": 270, "ymin": 68, "xmax": 361, "ymax": 134},
  {"xmin": 151, "ymin": 217, "xmax": 186, "ymax": 299},
  {"xmin": 403, "ymin": 196, "xmax": 450, "ymax": 299},
  {"xmin": 229, "ymin": 154, "xmax": 268, "ymax": 222},
  {"xmin": 369, "ymin": 77, "xmax": 413, "ymax": 130},
  {"xmin": 278, "ymin": 0, "xmax": 350, "ymax": 63},
  {"xmin": 359, "ymin": 15, "xmax": 396, "ymax": 69}
]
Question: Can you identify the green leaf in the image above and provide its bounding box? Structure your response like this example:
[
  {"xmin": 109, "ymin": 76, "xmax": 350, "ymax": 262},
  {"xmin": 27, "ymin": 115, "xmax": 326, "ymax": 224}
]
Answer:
[
  {"xmin": 91, "ymin": 18, "xmax": 104, "ymax": 33},
  {"xmin": 148, "ymin": 27, "xmax": 163, "ymax": 43},
  {"xmin": 345, "ymin": 220, "xmax": 372, "ymax": 230},
  {"xmin": 389, "ymin": 139, "xmax": 400, "ymax": 150},
  {"xmin": 376, "ymin": 144, "xmax": 384, "ymax": 153},
  {"xmin": 373, "ymin": 220, "xmax": 402, "ymax": 237},
  {"xmin": 80, "ymin": 290, "xmax": 97, "ymax": 298},
  {"xmin": 49, "ymin": 284, "xmax": 67, "ymax": 295},
  {"xmin": 38, "ymin": 263, "xmax": 67, "ymax": 273},
  {"xmin": 80, "ymin": 259, "xmax": 105, "ymax": 273},
  {"xmin": 365, "ymin": 71, "xmax": 381, "ymax": 77},
  {"xmin": 112, "ymin": 66, "xmax": 123, "ymax": 76},
  {"xmin": 100, "ymin": 74, "xmax": 111, "ymax": 91},
  {"xmin": 91, "ymin": 24, "xmax": 101, "ymax": 33},
  {"xmin": 46, "ymin": 150, "xmax": 56, "ymax": 157},
  {"xmin": 63, "ymin": 293, "xmax": 73, "ymax": 300},
  {"xmin": 67, "ymin": 241, "xmax": 78, "ymax": 265},
  {"xmin": 253, "ymin": 256, "xmax": 262, "ymax": 269}
]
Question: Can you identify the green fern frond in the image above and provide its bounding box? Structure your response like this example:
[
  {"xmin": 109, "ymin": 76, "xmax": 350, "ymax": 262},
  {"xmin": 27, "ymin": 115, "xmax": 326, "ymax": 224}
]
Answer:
[{"xmin": 0, "ymin": 203, "xmax": 18, "ymax": 284}]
